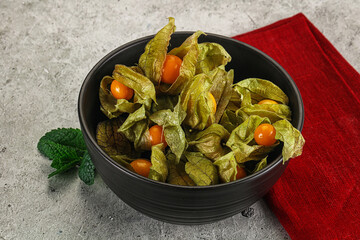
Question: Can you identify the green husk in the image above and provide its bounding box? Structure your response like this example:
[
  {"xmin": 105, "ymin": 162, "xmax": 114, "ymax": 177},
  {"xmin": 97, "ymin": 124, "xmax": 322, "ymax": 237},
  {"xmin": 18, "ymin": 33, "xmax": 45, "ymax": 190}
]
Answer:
[
  {"xmin": 99, "ymin": 76, "xmax": 140, "ymax": 119},
  {"xmin": 139, "ymin": 17, "xmax": 176, "ymax": 85},
  {"xmin": 240, "ymin": 103, "xmax": 291, "ymax": 123},
  {"xmin": 253, "ymin": 157, "xmax": 268, "ymax": 173},
  {"xmin": 149, "ymin": 101, "xmax": 187, "ymax": 162},
  {"xmin": 213, "ymin": 151, "xmax": 238, "ymax": 183},
  {"xmin": 234, "ymin": 78, "xmax": 289, "ymax": 105},
  {"xmin": 113, "ymin": 64, "xmax": 157, "ymax": 104},
  {"xmin": 219, "ymin": 109, "xmax": 247, "ymax": 133},
  {"xmin": 179, "ymin": 73, "xmax": 214, "ymax": 130},
  {"xmin": 226, "ymin": 115, "xmax": 276, "ymax": 163},
  {"xmin": 151, "ymin": 94, "xmax": 178, "ymax": 113},
  {"xmin": 118, "ymin": 105, "xmax": 149, "ymax": 151},
  {"xmin": 208, "ymin": 67, "xmax": 234, "ymax": 123},
  {"xmin": 273, "ymin": 119, "xmax": 305, "ymax": 163},
  {"xmin": 196, "ymin": 42, "xmax": 232, "ymax": 74},
  {"xmin": 188, "ymin": 123, "xmax": 230, "ymax": 161},
  {"xmin": 148, "ymin": 144, "xmax": 168, "ymax": 182},
  {"xmin": 184, "ymin": 152, "xmax": 219, "ymax": 186},
  {"xmin": 167, "ymin": 154, "xmax": 195, "ymax": 186},
  {"xmin": 160, "ymin": 31, "xmax": 205, "ymax": 95}
]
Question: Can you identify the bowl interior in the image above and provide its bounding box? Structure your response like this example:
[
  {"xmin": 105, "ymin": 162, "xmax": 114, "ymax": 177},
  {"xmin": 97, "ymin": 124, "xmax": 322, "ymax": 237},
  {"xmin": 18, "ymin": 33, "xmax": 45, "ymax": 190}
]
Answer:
[{"xmin": 78, "ymin": 31, "xmax": 304, "ymax": 186}]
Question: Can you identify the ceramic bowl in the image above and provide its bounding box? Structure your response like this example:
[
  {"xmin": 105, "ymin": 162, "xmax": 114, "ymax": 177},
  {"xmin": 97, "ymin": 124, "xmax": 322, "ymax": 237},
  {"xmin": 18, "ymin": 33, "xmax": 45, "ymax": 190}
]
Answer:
[{"xmin": 78, "ymin": 32, "xmax": 304, "ymax": 225}]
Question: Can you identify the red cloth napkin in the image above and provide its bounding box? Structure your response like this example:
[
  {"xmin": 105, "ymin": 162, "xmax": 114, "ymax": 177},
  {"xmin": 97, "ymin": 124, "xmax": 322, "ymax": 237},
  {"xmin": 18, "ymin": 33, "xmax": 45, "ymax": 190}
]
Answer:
[{"xmin": 233, "ymin": 13, "xmax": 360, "ymax": 240}]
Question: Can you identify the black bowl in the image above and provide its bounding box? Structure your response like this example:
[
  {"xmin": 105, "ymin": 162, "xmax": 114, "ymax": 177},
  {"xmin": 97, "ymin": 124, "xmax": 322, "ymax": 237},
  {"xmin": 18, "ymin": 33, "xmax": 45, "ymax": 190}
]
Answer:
[{"xmin": 78, "ymin": 32, "xmax": 304, "ymax": 225}]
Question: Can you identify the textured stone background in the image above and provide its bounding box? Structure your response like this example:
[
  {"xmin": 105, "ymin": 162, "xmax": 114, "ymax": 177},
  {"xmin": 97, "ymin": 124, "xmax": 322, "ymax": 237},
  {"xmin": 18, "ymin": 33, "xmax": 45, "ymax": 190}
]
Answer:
[{"xmin": 0, "ymin": 0, "xmax": 359, "ymax": 239}]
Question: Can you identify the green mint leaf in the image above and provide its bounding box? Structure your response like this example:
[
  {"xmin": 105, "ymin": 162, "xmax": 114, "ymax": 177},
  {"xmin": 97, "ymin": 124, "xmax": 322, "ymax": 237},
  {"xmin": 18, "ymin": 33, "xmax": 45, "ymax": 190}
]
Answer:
[
  {"xmin": 48, "ymin": 159, "xmax": 81, "ymax": 178},
  {"xmin": 78, "ymin": 151, "xmax": 95, "ymax": 185},
  {"xmin": 40, "ymin": 128, "xmax": 87, "ymax": 151},
  {"xmin": 38, "ymin": 128, "xmax": 96, "ymax": 185},
  {"xmin": 38, "ymin": 139, "xmax": 82, "ymax": 167}
]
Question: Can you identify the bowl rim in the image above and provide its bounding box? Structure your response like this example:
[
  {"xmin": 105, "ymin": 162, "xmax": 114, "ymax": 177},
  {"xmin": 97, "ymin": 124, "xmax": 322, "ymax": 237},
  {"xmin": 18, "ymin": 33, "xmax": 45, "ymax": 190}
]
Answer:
[{"xmin": 78, "ymin": 31, "xmax": 304, "ymax": 189}]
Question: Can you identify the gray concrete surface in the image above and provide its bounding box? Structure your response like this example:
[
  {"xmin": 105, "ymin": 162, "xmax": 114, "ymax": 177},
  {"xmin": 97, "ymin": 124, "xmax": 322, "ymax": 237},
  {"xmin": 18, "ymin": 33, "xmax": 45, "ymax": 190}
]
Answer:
[{"xmin": 0, "ymin": 0, "xmax": 359, "ymax": 239}]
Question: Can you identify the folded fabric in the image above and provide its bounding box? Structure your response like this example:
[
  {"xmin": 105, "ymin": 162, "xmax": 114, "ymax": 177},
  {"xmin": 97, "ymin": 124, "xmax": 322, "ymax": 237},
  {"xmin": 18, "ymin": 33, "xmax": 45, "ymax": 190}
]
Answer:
[{"xmin": 233, "ymin": 13, "xmax": 360, "ymax": 240}]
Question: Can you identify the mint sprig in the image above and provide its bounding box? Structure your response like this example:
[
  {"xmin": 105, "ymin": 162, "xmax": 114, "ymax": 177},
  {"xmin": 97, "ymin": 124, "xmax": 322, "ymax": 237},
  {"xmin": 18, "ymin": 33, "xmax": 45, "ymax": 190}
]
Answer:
[
  {"xmin": 37, "ymin": 128, "xmax": 95, "ymax": 185},
  {"xmin": 78, "ymin": 151, "xmax": 95, "ymax": 185}
]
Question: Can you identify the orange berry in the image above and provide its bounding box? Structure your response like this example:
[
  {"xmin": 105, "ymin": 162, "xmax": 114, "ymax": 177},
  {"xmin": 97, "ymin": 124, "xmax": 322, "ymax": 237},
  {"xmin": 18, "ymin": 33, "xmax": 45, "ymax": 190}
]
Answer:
[
  {"xmin": 149, "ymin": 125, "xmax": 167, "ymax": 147},
  {"xmin": 130, "ymin": 159, "xmax": 152, "ymax": 177},
  {"xmin": 258, "ymin": 99, "xmax": 278, "ymax": 105},
  {"xmin": 110, "ymin": 80, "xmax": 134, "ymax": 100},
  {"xmin": 254, "ymin": 123, "xmax": 277, "ymax": 146},
  {"xmin": 208, "ymin": 92, "xmax": 217, "ymax": 114},
  {"xmin": 161, "ymin": 55, "xmax": 182, "ymax": 84},
  {"xmin": 236, "ymin": 165, "xmax": 247, "ymax": 180}
]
